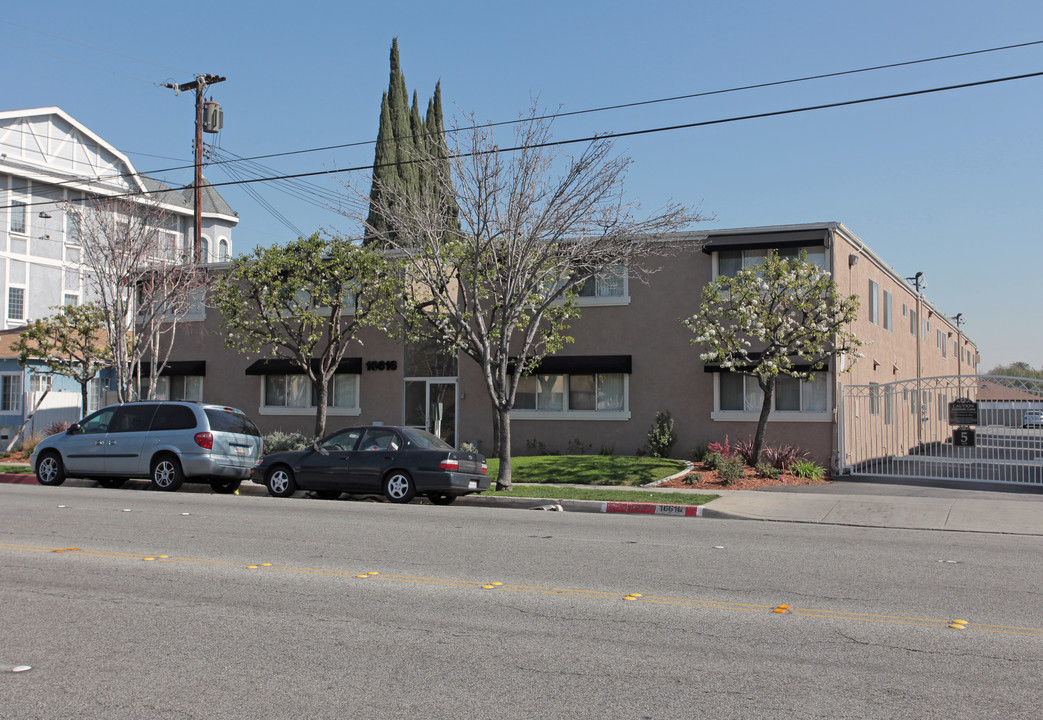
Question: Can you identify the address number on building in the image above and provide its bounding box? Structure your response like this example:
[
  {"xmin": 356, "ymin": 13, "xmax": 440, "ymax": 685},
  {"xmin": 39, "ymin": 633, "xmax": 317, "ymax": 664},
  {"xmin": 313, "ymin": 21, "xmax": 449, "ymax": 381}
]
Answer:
[
  {"xmin": 365, "ymin": 360, "xmax": 398, "ymax": 371},
  {"xmin": 952, "ymin": 427, "xmax": 975, "ymax": 447}
]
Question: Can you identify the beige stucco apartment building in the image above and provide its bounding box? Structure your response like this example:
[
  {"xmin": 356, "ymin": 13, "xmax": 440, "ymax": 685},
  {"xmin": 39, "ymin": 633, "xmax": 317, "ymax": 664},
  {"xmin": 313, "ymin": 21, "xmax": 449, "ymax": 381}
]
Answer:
[{"xmin": 156, "ymin": 222, "xmax": 977, "ymax": 470}]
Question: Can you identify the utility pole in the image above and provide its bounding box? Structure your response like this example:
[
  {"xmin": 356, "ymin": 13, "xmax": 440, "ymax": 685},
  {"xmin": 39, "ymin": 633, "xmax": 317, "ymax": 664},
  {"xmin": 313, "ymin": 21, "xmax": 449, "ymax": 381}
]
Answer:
[
  {"xmin": 906, "ymin": 272, "xmax": 925, "ymax": 445},
  {"xmin": 163, "ymin": 74, "xmax": 226, "ymax": 263},
  {"xmin": 954, "ymin": 313, "xmax": 965, "ymax": 381}
]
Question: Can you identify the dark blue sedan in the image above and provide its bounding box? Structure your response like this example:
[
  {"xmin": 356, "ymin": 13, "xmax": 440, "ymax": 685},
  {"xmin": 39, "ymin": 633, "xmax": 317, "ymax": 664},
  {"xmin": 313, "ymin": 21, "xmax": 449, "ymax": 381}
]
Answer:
[{"xmin": 252, "ymin": 425, "xmax": 489, "ymax": 505}]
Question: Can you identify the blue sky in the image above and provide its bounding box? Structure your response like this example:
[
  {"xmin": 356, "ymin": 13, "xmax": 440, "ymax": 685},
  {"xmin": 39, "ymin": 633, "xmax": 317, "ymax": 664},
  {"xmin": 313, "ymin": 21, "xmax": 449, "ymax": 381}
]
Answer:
[{"xmin": 3, "ymin": 0, "xmax": 1041, "ymax": 370}]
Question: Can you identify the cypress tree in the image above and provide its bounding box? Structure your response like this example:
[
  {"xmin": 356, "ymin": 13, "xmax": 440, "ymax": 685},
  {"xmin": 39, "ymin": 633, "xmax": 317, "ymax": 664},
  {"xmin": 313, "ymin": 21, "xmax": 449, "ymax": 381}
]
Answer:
[
  {"xmin": 367, "ymin": 41, "xmax": 457, "ymax": 242},
  {"xmin": 366, "ymin": 92, "xmax": 395, "ymax": 241}
]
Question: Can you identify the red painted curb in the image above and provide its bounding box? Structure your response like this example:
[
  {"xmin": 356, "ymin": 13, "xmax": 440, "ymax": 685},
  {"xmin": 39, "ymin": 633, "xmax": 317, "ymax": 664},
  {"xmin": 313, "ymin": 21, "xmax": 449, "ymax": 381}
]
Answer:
[
  {"xmin": 603, "ymin": 501, "xmax": 703, "ymax": 517},
  {"xmin": 0, "ymin": 473, "xmax": 38, "ymax": 484}
]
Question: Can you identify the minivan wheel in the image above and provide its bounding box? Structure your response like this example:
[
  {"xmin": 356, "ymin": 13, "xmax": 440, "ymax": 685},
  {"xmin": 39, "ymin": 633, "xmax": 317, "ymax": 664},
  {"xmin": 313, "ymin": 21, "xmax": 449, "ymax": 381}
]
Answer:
[
  {"xmin": 96, "ymin": 478, "xmax": 127, "ymax": 489},
  {"xmin": 210, "ymin": 479, "xmax": 241, "ymax": 494},
  {"xmin": 36, "ymin": 452, "xmax": 67, "ymax": 486},
  {"xmin": 151, "ymin": 455, "xmax": 185, "ymax": 492},
  {"xmin": 266, "ymin": 466, "xmax": 297, "ymax": 498},
  {"xmin": 383, "ymin": 471, "xmax": 416, "ymax": 503}
]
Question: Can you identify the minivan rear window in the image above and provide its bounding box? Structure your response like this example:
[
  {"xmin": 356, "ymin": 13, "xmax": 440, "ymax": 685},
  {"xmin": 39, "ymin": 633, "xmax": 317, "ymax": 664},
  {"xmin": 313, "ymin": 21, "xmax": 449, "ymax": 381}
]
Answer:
[
  {"xmin": 205, "ymin": 408, "xmax": 261, "ymax": 436},
  {"xmin": 151, "ymin": 404, "xmax": 198, "ymax": 431}
]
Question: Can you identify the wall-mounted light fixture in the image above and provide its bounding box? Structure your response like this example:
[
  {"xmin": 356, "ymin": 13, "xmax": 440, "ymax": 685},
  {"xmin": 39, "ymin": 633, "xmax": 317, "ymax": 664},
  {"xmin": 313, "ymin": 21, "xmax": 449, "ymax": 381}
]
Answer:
[
  {"xmin": 848, "ymin": 253, "xmax": 859, "ymax": 267},
  {"xmin": 38, "ymin": 212, "xmax": 52, "ymax": 219}
]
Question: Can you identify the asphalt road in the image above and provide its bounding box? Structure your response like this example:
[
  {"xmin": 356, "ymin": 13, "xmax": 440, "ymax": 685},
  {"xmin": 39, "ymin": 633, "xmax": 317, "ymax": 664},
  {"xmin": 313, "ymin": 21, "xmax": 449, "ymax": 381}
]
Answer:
[{"xmin": 2, "ymin": 484, "xmax": 1041, "ymax": 719}]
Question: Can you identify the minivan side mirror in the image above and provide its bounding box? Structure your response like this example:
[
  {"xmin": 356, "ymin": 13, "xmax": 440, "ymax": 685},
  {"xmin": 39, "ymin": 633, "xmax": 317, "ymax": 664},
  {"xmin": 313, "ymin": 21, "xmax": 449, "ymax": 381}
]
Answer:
[{"xmin": 67, "ymin": 423, "xmax": 81, "ymax": 435}]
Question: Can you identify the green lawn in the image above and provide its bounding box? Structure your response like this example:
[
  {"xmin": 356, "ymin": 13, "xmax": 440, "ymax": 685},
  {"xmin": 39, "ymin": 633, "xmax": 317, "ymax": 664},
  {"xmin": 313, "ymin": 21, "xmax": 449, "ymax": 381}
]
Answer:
[
  {"xmin": 0, "ymin": 464, "xmax": 33, "ymax": 474},
  {"xmin": 485, "ymin": 455, "xmax": 688, "ymax": 486}
]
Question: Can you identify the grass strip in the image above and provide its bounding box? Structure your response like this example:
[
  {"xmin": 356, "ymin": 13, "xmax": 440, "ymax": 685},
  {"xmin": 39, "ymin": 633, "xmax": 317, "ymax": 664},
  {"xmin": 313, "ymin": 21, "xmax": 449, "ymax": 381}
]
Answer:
[
  {"xmin": 0, "ymin": 464, "xmax": 34, "ymax": 474},
  {"xmin": 482, "ymin": 484, "xmax": 718, "ymax": 506}
]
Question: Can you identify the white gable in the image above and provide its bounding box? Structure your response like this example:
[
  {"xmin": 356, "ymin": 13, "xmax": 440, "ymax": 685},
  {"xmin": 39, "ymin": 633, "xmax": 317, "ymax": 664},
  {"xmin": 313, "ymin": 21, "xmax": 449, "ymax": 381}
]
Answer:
[{"xmin": 0, "ymin": 107, "xmax": 144, "ymax": 194}]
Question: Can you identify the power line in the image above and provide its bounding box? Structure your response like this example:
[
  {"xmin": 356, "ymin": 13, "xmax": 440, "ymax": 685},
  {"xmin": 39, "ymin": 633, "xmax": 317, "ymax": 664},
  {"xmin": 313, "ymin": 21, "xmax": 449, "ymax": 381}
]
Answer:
[
  {"xmin": 5, "ymin": 38, "xmax": 1041, "ymax": 195},
  {"xmin": 4, "ymin": 67, "xmax": 1041, "ymax": 214}
]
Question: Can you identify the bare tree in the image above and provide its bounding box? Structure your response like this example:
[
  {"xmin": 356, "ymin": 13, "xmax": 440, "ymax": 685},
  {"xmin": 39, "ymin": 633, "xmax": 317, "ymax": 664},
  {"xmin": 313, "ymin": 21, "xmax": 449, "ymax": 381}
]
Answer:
[
  {"xmin": 353, "ymin": 107, "xmax": 706, "ymax": 489},
  {"xmin": 67, "ymin": 196, "xmax": 208, "ymax": 402}
]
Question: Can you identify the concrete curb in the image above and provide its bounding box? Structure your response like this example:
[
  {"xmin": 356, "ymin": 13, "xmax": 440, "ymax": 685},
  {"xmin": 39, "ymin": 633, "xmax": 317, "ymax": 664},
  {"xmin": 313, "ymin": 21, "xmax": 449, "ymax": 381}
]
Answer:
[{"xmin": 1, "ymin": 473, "xmax": 708, "ymax": 517}]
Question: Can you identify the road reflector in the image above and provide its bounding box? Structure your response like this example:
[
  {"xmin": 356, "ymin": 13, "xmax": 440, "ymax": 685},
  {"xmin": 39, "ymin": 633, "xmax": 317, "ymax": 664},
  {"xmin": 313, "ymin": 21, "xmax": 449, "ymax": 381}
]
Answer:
[
  {"xmin": 158, "ymin": 555, "xmax": 169, "ymax": 559},
  {"xmin": 481, "ymin": 584, "xmax": 496, "ymax": 589},
  {"xmin": 367, "ymin": 571, "xmax": 378, "ymax": 575},
  {"xmin": 247, "ymin": 565, "xmax": 259, "ymax": 569},
  {"xmin": 144, "ymin": 558, "xmax": 155, "ymax": 561},
  {"xmin": 772, "ymin": 605, "xmax": 792, "ymax": 614},
  {"xmin": 355, "ymin": 574, "xmax": 369, "ymax": 578},
  {"xmin": 948, "ymin": 623, "xmax": 968, "ymax": 630},
  {"xmin": 490, "ymin": 582, "xmax": 503, "ymax": 586},
  {"xmin": 261, "ymin": 563, "xmax": 272, "ymax": 567}
]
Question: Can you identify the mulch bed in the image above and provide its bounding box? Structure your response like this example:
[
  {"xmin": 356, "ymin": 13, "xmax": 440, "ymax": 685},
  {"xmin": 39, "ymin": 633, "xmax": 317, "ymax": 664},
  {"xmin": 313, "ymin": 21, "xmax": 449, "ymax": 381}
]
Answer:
[{"xmin": 655, "ymin": 462, "xmax": 831, "ymax": 491}]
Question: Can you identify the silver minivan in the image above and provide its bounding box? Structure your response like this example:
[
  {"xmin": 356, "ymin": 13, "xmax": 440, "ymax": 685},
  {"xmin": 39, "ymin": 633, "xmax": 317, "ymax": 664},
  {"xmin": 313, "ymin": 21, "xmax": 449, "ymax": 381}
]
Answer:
[{"xmin": 31, "ymin": 402, "xmax": 263, "ymax": 493}]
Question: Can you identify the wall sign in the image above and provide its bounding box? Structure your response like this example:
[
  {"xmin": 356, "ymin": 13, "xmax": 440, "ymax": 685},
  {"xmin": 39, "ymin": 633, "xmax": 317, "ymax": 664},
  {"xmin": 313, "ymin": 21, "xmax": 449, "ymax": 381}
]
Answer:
[
  {"xmin": 948, "ymin": 397, "xmax": 978, "ymax": 426},
  {"xmin": 365, "ymin": 360, "xmax": 398, "ymax": 371}
]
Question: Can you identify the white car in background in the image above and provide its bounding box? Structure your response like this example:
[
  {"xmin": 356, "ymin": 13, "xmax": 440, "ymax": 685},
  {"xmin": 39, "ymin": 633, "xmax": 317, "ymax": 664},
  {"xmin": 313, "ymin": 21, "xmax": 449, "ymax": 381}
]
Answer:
[{"xmin": 1022, "ymin": 410, "xmax": 1043, "ymax": 429}]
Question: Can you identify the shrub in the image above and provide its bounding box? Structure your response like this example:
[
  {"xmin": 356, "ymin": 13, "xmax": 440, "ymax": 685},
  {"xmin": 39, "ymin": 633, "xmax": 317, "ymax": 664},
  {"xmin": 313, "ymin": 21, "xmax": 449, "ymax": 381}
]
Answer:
[
  {"xmin": 717, "ymin": 456, "xmax": 745, "ymax": 485},
  {"xmin": 733, "ymin": 437, "xmax": 759, "ymax": 466},
  {"xmin": 706, "ymin": 435, "xmax": 735, "ymax": 459},
  {"xmin": 567, "ymin": 438, "xmax": 592, "ymax": 455},
  {"xmin": 647, "ymin": 411, "xmax": 677, "ymax": 458},
  {"xmin": 755, "ymin": 462, "xmax": 782, "ymax": 480},
  {"xmin": 690, "ymin": 443, "xmax": 709, "ymax": 462},
  {"xmin": 460, "ymin": 441, "xmax": 480, "ymax": 454},
  {"xmin": 762, "ymin": 443, "xmax": 810, "ymax": 470},
  {"xmin": 702, "ymin": 451, "xmax": 724, "ymax": 471},
  {"xmin": 684, "ymin": 472, "xmax": 701, "ymax": 485},
  {"xmin": 43, "ymin": 420, "xmax": 71, "ymax": 437},
  {"xmin": 598, "ymin": 444, "xmax": 615, "ymax": 456},
  {"xmin": 791, "ymin": 459, "xmax": 826, "ymax": 481},
  {"xmin": 263, "ymin": 430, "xmax": 311, "ymax": 454},
  {"xmin": 525, "ymin": 438, "xmax": 557, "ymax": 456},
  {"xmin": 21, "ymin": 433, "xmax": 44, "ymax": 456}
]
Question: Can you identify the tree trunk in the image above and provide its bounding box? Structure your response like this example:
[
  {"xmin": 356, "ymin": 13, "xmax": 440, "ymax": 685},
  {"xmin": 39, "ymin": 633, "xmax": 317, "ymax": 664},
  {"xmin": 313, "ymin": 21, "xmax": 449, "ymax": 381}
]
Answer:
[
  {"xmin": 495, "ymin": 405, "xmax": 512, "ymax": 491},
  {"xmin": 753, "ymin": 376, "xmax": 775, "ymax": 464},
  {"xmin": 313, "ymin": 377, "xmax": 329, "ymax": 447},
  {"xmin": 79, "ymin": 381, "xmax": 89, "ymax": 417},
  {"xmin": 491, "ymin": 407, "xmax": 501, "ymax": 457}
]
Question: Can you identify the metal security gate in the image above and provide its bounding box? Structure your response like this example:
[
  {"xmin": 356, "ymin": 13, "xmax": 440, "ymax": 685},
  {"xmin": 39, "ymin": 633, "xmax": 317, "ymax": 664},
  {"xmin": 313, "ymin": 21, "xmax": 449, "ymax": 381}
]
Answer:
[{"xmin": 839, "ymin": 375, "xmax": 1043, "ymax": 486}]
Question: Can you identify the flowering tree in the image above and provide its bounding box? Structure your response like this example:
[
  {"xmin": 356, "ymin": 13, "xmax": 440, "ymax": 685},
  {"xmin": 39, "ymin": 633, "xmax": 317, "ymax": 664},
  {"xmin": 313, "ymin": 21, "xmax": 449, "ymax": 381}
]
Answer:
[{"xmin": 684, "ymin": 251, "xmax": 862, "ymax": 462}]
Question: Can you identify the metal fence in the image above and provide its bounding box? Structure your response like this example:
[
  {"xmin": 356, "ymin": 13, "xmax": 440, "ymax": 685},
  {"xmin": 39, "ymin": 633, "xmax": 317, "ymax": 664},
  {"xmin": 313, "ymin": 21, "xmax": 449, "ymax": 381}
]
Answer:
[{"xmin": 839, "ymin": 375, "xmax": 1043, "ymax": 486}]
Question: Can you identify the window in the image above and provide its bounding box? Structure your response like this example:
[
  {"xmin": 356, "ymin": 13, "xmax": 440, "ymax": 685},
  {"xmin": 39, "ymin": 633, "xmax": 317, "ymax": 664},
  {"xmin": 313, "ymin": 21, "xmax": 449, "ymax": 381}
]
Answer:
[
  {"xmin": 869, "ymin": 383, "xmax": 881, "ymax": 415},
  {"xmin": 902, "ymin": 303, "xmax": 908, "ymax": 318},
  {"xmin": 218, "ymin": 239, "xmax": 229, "ymax": 261},
  {"xmin": 67, "ymin": 214, "xmax": 80, "ymax": 244},
  {"xmin": 515, "ymin": 373, "xmax": 627, "ymax": 414},
  {"xmin": 909, "ymin": 309, "xmax": 917, "ymax": 336},
  {"xmin": 262, "ymin": 373, "xmax": 359, "ymax": 411},
  {"xmin": 9, "ymin": 200, "xmax": 26, "ymax": 234},
  {"xmin": 578, "ymin": 265, "xmax": 626, "ymax": 298},
  {"xmin": 150, "ymin": 404, "xmax": 198, "ymax": 431},
  {"xmin": 201, "ymin": 238, "xmax": 210, "ymax": 262},
  {"xmin": 883, "ymin": 291, "xmax": 892, "ymax": 331},
  {"xmin": 7, "ymin": 288, "xmax": 24, "ymax": 320},
  {"xmin": 109, "ymin": 404, "xmax": 159, "ymax": 433},
  {"xmin": 1, "ymin": 374, "xmax": 22, "ymax": 412},
  {"xmin": 884, "ymin": 386, "xmax": 894, "ymax": 426},
  {"xmin": 718, "ymin": 247, "xmax": 826, "ymax": 277},
  {"xmin": 64, "ymin": 294, "xmax": 78, "ymax": 307},
  {"xmin": 144, "ymin": 376, "xmax": 204, "ymax": 402},
  {"xmin": 29, "ymin": 375, "xmax": 52, "ymax": 393},
  {"xmin": 941, "ymin": 332, "xmax": 948, "ymax": 359},
  {"xmin": 868, "ymin": 280, "xmax": 879, "ymax": 324},
  {"xmin": 717, "ymin": 373, "xmax": 828, "ymax": 415}
]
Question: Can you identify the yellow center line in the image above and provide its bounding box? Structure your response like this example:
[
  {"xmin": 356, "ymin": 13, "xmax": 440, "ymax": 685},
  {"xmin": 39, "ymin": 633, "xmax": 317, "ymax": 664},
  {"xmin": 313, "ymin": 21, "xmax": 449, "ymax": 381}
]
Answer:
[{"xmin": 5, "ymin": 542, "xmax": 1043, "ymax": 637}]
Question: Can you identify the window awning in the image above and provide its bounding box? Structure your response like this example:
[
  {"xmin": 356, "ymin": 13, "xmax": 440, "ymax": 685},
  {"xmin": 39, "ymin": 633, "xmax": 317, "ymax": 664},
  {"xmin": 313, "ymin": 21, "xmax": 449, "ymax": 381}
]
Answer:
[
  {"xmin": 701, "ymin": 228, "xmax": 830, "ymax": 255},
  {"xmin": 135, "ymin": 360, "xmax": 206, "ymax": 377},
  {"xmin": 513, "ymin": 355, "xmax": 632, "ymax": 375},
  {"xmin": 244, "ymin": 357, "xmax": 363, "ymax": 375},
  {"xmin": 703, "ymin": 355, "xmax": 832, "ymax": 374}
]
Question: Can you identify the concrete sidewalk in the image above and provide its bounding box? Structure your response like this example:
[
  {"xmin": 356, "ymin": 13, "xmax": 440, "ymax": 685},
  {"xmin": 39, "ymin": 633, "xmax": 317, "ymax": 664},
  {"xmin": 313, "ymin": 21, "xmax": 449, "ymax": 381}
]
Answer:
[{"xmin": 693, "ymin": 476, "xmax": 1043, "ymax": 535}]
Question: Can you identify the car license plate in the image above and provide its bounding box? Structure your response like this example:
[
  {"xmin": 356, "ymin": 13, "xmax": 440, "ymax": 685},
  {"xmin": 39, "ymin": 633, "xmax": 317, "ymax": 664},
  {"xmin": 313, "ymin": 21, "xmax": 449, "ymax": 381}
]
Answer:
[
  {"xmin": 232, "ymin": 445, "xmax": 248, "ymax": 455},
  {"xmin": 468, "ymin": 480, "xmax": 478, "ymax": 489}
]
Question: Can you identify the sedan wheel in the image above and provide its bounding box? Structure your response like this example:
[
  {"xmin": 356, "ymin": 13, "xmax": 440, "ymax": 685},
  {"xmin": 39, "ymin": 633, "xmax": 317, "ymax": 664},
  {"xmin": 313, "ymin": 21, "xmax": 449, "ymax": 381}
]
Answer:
[
  {"xmin": 210, "ymin": 479, "xmax": 241, "ymax": 494},
  {"xmin": 36, "ymin": 452, "xmax": 67, "ymax": 486},
  {"xmin": 266, "ymin": 466, "xmax": 297, "ymax": 498},
  {"xmin": 151, "ymin": 456, "xmax": 185, "ymax": 492},
  {"xmin": 427, "ymin": 493, "xmax": 456, "ymax": 506},
  {"xmin": 383, "ymin": 471, "xmax": 416, "ymax": 504}
]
